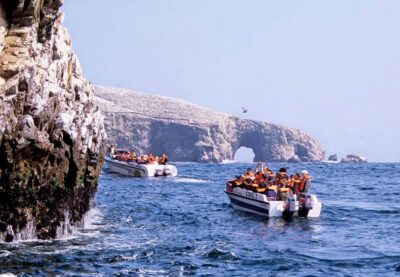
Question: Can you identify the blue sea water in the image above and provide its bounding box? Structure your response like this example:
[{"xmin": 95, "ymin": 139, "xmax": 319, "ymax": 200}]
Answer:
[{"xmin": 1, "ymin": 162, "xmax": 400, "ymax": 276}]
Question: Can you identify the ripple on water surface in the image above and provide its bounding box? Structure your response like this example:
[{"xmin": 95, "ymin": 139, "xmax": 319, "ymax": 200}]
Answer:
[{"xmin": 1, "ymin": 163, "xmax": 400, "ymax": 276}]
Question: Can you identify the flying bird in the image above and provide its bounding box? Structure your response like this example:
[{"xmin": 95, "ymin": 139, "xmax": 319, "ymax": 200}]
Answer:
[{"xmin": 242, "ymin": 106, "xmax": 248, "ymax": 113}]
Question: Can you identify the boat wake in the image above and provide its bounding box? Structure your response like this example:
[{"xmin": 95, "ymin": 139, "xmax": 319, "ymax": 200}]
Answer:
[
  {"xmin": 221, "ymin": 159, "xmax": 237, "ymax": 164},
  {"xmin": 173, "ymin": 177, "xmax": 208, "ymax": 184}
]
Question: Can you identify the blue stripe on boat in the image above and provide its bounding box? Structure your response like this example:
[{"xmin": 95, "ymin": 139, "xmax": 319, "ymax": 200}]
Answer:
[
  {"xmin": 229, "ymin": 197, "xmax": 268, "ymax": 215},
  {"xmin": 224, "ymin": 191, "xmax": 270, "ymax": 204},
  {"xmin": 105, "ymin": 159, "xmax": 146, "ymax": 173}
]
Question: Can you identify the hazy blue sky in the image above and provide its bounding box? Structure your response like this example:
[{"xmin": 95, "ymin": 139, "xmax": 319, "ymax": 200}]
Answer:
[{"xmin": 62, "ymin": 1, "xmax": 400, "ymax": 162}]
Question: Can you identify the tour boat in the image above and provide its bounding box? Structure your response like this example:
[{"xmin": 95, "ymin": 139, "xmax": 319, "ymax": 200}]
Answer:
[
  {"xmin": 105, "ymin": 156, "xmax": 178, "ymax": 177},
  {"xmin": 224, "ymin": 181, "xmax": 322, "ymax": 218}
]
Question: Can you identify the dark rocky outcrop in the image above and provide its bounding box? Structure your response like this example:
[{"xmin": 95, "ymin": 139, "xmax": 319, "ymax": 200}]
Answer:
[
  {"xmin": 94, "ymin": 86, "xmax": 325, "ymax": 163},
  {"xmin": 328, "ymin": 154, "xmax": 338, "ymax": 161},
  {"xmin": 341, "ymin": 154, "xmax": 367, "ymax": 163},
  {"xmin": 0, "ymin": 0, "xmax": 106, "ymax": 241}
]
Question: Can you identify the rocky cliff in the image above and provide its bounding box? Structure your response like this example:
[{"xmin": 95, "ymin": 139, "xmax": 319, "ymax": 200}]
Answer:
[
  {"xmin": 0, "ymin": 0, "xmax": 106, "ymax": 241},
  {"xmin": 94, "ymin": 86, "xmax": 324, "ymax": 163}
]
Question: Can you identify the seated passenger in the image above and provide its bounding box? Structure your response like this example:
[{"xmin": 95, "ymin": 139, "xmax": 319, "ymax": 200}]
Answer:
[
  {"xmin": 137, "ymin": 155, "xmax": 148, "ymax": 164},
  {"xmin": 274, "ymin": 168, "xmax": 293, "ymax": 200},
  {"xmin": 274, "ymin": 168, "xmax": 289, "ymax": 187},
  {"xmin": 237, "ymin": 175, "xmax": 247, "ymax": 188},
  {"xmin": 287, "ymin": 174, "xmax": 297, "ymax": 190},
  {"xmin": 245, "ymin": 180, "xmax": 256, "ymax": 191},
  {"xmin": 159, "ymin": 154, "xmax": 169, "ymax": 165},
  {"xmin": 266, "ymin": 183, "xmax": 278, "ymax": 200},
  {"xmin": 291, "ymin": 173, "xmax": 302, "ymax": 194},
  {"xmin": 128, "ymin": 151, "xmax": 137, "ymax": 162},
  {"xmin": 255, "ymin": 171, "xmax": 265, "ymax": 184},
  {"xmin": 232, "ymin": 175, "xmax": 244, "ymax": 187},
  {"xmin": 298, "ymin": 170, "xmax": 312, "ymax": 194},
  {"xmin": 121, "ymin": 152, "xmax": 129, "ymax": 162},
  {"xmin": 148, "ymin": 154, "xmax": 155, "ymax": 164},
  {"xmin": 244, "ymin": 168, "xmax": 255, "ymax": 181}
]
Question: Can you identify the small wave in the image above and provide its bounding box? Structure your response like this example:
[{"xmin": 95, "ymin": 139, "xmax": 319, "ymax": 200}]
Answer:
[
  {"xmin": 0, "ymin": 250, "xmax": 12, "ymax": 257},
  {"xmin": 104, "ymin": 254, "xmax": 139, "ymax": 263},
  {"xmin": 205, "ymin": 248, "xmax": 240, "ymax": 261},
  {"xmin": 137, "ymin": 268, "xmax": 167, "ymax": 276},
  {"xmin": 122, "ymin": 254, "xmax": 138, "ymax": 261},
  {"xmin": 0, "ymin": 274, "xmax": 17, "ymax": 277},
  {"xmin": 173, "ymin": 177, "xmax": 208, "ymax": 184}
]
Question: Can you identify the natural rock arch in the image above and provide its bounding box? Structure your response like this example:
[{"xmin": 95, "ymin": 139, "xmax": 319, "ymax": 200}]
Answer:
[
  {"xmin": 233, "ymin": 146, "xmax": 255, "ymax": 162},
  {"xmin": 95, "ymin": 86, "xmax": 325, "ymax": 163}
]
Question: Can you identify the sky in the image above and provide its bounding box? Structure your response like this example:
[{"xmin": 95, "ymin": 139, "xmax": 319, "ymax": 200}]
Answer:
[{"xmin": 62, "ymin": 1, "xmax": 400, "ymax": 162}]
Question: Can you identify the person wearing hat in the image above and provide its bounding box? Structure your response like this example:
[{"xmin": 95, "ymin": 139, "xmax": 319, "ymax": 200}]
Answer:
[
  {"xmin": 274, "ymin": 168, "xmax": 289, "ymax": 187},
  {"xmin": 298, "ymin": 170, "xmax": 312, "ymax": 193},
  {"xmin": 274, "ymin": 168, "xmax": 291, "ymax": 200}
]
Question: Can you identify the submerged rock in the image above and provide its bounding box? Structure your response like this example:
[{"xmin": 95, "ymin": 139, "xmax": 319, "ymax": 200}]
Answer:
[
  {"xmin": 94, "ymin": 86, "xmax": 325, "ymax": 163},
  {"xmin": 0, "ymin": 0, "xmax": 106, "ymax": 241},
  {"xmin": 341, "ymin": 154, "xmax": 367, "ymax": 163}
]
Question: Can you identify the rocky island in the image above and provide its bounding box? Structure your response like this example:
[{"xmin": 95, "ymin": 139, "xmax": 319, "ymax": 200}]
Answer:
[
  {"xmin": 328, "ymin": 154, "xmax": 338, "ymax": 162},
  {"xmin": 0, "ymin": 0, "xmax": 105, "ymax": 241},
  {"xmin": 94, "ymin": 86, "xmax": 325, "ymax": 163},
  {"xmin": 341, "ymin": 154, "xmax": 368, "ymax": 163}
]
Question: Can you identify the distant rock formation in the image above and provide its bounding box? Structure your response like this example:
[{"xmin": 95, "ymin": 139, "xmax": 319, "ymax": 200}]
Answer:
[
  {"xmin": 341, "ymin": 154, "xmax": 367, "ymax": 163},
  {"xmin": 0, "ymin": 1, "xmax": 105, "ymax": 241},
  {"xmin": 94, "ymin": 86, "xmax": 325, "ymax": 163},
  {"xmin": 328, "ymin": 154, "xmax": 338, "ymax": 161}
]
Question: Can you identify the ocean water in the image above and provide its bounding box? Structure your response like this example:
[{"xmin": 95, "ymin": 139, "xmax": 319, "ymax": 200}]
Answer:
[{"xmin": 1, "ymin": 162, "xmax": 400, "ymax": 276}]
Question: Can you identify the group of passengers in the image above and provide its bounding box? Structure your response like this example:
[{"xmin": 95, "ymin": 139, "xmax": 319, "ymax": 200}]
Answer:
[
  {"xmin": 231, "ymin": 162, "xmax": 311, "ymax": 200},
  {"xmin": 109, "ymin": 145, "xmax": 169, "ymax": 165}
]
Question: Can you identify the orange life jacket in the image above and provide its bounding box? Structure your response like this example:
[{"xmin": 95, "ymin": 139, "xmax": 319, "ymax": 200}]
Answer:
[
  {"xmin": 255, "ymin": 173, "xmax": 264, "ymax": 183},
  {"xmin": 298, "ymin": 175, "xmax": 311, "ymax": 192}
]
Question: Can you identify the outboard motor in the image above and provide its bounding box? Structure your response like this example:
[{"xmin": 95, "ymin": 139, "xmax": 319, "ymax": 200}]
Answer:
[
  {"xmin": 155, "ymin": 169, "xmax": 163, "ymax": 177},
  {"xmin": 283, "ymin": 195, "xmax": 299, "ymax": 220},
  {"xmin": 298, "ymin": 195, "xmax": 313, "ymax": 217},
  {"xmin": 164, "ymin": 168, "xmax": 171, "ymax": 176},
  {"xmin": 305, "ymin": 195, "xmax": 313, "ymax": 209},
  {"xmin": 289, "ymin": 195, "xmax": 299, "ymax": 212}
]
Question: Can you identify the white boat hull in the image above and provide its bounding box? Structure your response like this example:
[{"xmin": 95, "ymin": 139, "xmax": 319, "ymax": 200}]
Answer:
[
  {"xmin": 225, "ymin": 186, "xmax": 322, "ymax": 218},
  {"xmin": 105, "ymin": 157, "xmax": 177, "ymax": 177}
]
